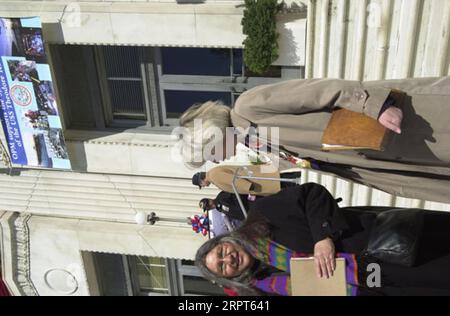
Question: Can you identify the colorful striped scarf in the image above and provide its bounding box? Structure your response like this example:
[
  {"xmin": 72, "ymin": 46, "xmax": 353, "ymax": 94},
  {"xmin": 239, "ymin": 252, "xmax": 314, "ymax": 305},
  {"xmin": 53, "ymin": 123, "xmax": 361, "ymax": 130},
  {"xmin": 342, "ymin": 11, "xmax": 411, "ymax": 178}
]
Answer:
[{"xmin": 248, "ymin": 238, "xmax": 359, "ymax": 296}]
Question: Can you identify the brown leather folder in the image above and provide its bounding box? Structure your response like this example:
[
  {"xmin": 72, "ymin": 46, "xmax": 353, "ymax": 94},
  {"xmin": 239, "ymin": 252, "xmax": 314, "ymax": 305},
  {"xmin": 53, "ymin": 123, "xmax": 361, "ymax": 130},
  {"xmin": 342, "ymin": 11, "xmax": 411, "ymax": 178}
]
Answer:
[
  {"xmin": 321, "ymin": 90, "xmax": 406, "ymax": 151},
  {"xmin": 321, "ymin": 108, "xmax": 390, "ymax": 151}
]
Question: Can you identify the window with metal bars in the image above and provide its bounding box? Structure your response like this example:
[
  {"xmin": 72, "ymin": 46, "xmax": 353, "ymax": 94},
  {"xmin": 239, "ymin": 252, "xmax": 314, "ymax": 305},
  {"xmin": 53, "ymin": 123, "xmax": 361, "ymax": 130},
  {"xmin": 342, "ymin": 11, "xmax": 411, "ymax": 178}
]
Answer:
[
  {"xmin": 49, "ymin": 44, "xmax": 159, "ymax": 130},
  {"xmin": 97, "ymin": 46, "xmax": 148, "ymax": 123},
  {"xmin": 134, "ymin": 256, "xmax": 170, "ymax": 295},
  {"xmin": 130, "ymin": 256, "xmax": 225, "ymax": 296}
]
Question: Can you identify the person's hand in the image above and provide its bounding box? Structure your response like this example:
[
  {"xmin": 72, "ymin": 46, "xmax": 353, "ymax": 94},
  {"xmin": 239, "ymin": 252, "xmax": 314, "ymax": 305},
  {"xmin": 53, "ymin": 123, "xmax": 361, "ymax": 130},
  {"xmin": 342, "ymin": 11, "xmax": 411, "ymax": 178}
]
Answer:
[
  {"xmin": 314, "ymin": 237, "xmax": 336, "ymax": 279},
  {"xmin": 378, "ymin": 106, "xmax": 403, "ymax": 134}
]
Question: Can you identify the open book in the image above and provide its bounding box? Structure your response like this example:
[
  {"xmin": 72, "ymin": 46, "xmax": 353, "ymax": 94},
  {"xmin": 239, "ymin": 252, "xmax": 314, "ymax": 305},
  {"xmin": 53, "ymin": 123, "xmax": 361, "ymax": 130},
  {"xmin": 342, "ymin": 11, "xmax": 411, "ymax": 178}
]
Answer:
[
  {"xmin": 321, "ymin": 108, "xmax": 391, "ymax": 151},
  {"xmin": 290, "ymin": 258, "xmax": 347, "ymax": 296}
]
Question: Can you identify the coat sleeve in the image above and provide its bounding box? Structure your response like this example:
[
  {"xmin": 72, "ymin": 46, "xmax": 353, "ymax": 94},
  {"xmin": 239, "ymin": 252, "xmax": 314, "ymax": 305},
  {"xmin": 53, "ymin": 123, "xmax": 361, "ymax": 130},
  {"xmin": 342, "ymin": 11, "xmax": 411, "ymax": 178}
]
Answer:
[
  {"xmin": 296, "ymin": 183, "xmax": 349, "ymax": 243},
  {"xmin": 233, "ymin": 78, "xmax": 392, "ymax": 123}
]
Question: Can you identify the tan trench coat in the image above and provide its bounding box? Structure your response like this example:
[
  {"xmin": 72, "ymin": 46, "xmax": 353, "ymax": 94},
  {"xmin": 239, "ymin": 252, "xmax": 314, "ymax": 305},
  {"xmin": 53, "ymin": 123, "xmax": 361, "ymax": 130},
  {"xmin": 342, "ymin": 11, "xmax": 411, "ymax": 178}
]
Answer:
[
  {"xmin": 205, "ymin": 165, "xmax": 281, "ymax": 196},
  {"xmin": 230, "ymin": 77, "xmax": 450, "ymax": 203}
]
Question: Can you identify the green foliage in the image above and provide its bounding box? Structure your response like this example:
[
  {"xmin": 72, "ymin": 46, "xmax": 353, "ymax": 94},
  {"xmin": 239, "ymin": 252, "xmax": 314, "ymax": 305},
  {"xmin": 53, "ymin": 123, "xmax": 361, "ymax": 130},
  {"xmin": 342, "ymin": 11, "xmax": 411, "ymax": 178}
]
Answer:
[{"xmin": 242, "ymin": 0, "xmax": 283, "ymax": 74}]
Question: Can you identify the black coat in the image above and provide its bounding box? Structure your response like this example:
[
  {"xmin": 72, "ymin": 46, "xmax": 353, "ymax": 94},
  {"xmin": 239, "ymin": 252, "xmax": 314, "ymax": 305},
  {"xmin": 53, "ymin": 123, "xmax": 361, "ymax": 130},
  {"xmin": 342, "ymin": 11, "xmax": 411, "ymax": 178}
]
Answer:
[{"xmin": 248, "ymin": 183, "xmax": 380, "ymax": 254}]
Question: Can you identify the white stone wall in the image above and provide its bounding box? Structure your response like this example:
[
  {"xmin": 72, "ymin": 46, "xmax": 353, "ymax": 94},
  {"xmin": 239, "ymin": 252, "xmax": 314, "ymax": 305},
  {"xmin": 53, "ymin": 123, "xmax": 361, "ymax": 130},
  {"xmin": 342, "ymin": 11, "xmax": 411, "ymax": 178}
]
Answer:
[
  {"xmin": 28, "ymin": 216, "xmax": 90, "ymax": 296},
  {"xmin": 1, "ymin": 211, "xmax": 205, "ymax": 295},
  {"xmin": 305, "ymin": 0, "xmax": 450, "ymax": 79},
  {"xmin": 0, "ymin": 1, "xmax": 306, "ymax": 65},
  {"xmin": 0, "ymin": 1, "xmax": 246, "ymax": 47},
  {"xmin": 64, "ymin": 130, "xmax": 199, "ymax": 178},
  {"xmin": 0, "ymin": 168, "xmax": 219, "ymax": 222}
]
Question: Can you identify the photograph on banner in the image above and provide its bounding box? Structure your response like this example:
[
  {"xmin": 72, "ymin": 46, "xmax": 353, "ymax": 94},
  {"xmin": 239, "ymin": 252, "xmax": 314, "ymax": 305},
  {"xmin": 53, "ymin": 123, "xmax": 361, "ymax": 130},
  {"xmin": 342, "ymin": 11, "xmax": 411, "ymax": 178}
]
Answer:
[{"xmin": 0, "ymin": 17, "xmax": 70, "ymax": 169}]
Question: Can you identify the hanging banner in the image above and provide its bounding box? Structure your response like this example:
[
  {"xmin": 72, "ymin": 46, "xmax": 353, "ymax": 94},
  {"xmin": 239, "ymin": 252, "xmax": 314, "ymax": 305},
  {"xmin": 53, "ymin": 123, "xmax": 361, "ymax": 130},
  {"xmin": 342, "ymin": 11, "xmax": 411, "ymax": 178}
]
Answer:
[{"xmin": 0, "ymin": 17, "xmax": 71, "ymax": 169}]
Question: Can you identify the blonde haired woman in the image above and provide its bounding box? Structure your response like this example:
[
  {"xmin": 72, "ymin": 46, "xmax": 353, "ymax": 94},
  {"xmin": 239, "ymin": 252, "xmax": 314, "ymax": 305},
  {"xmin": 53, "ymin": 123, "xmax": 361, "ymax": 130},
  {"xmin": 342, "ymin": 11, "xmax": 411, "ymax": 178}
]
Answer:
[
  {"xmin": 179, "ymin": 101, "xmax": 232, "ymax": 167},
  {"xmin": 179, "ymin": 77, "xmax": 450, "ymax": 203}
]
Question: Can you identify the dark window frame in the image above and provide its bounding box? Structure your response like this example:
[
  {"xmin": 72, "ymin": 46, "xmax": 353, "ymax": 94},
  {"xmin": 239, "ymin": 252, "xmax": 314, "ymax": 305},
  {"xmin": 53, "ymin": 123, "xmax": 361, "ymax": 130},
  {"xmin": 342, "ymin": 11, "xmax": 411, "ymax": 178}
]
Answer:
[{"xmin": 48, "ymin": 44, "xmax": 303, "ymax": 132}]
